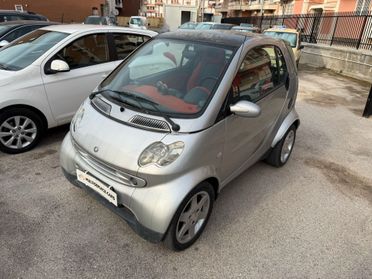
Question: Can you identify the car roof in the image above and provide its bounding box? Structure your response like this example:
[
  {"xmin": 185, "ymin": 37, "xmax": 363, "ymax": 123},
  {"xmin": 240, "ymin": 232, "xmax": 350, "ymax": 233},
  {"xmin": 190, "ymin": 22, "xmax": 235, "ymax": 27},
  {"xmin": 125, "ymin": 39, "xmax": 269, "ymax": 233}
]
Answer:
[
  {"xmin": 159, "ymin": 30, "xmax": 261, "ymax": 47},
  {"xmin": 0, "ymin": 10, "xmax": 44, "ymax": 16},
  {"xmin": 0, "ymin": 20, "xmax": 58, "ymax": 26},
  {"xmin": 39, "ymin": 24, "xmax": 157, "ymax": 36}
]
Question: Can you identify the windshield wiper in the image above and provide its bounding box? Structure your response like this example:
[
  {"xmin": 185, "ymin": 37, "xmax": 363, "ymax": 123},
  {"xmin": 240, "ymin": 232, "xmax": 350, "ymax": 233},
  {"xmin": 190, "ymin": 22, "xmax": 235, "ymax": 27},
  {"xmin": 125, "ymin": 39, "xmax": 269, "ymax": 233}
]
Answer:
[
  {"xmin": 90, "ymin": 89, "xmax": 144, "ymax": 110},
  {"xmin": 90, "ymin": 89, "xmax": 180, "ymax": 132},
  {"xmin": 0, "ymin": 63, "xmax": 12, "ymax": 71}
]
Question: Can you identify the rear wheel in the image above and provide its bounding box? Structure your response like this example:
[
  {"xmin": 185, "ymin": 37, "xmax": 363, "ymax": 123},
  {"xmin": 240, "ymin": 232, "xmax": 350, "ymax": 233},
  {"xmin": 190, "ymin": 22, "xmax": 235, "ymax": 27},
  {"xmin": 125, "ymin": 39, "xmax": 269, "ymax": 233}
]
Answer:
[
  {"xmin": 265, "ymin": 125, "xmax": 296, "ymax": 167},
  {"xmin": 164, "ymin": 182, "xmax": 215, "ymax": 251},
  {"xmin": 0, "ymin": 108, "xmax": 44, "ymax": 154}
]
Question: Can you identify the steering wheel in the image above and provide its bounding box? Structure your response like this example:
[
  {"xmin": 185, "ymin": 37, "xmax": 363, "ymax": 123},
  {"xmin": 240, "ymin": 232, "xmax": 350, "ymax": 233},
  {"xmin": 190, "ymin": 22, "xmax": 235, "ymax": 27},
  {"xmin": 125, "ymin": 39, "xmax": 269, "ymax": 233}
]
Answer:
[
  {"xmin": 156, "ymin": 81, "xmax": 169, "ymax": 95},
  {"xmin": 199, "ymin": 76, "xmax": 218, "ymax": 87}
]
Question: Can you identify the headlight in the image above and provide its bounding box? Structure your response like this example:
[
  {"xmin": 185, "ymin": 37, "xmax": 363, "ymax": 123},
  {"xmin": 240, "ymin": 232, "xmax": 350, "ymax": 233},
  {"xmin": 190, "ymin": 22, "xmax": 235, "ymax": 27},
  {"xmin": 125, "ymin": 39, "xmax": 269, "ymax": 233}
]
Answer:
[
  {"xmin": 71, "ymin": 104, "xmax": 85, "ymax": 132},
  {"xmin": 138, "ymin": 141, "xmax": 184, "ymax": 167}
]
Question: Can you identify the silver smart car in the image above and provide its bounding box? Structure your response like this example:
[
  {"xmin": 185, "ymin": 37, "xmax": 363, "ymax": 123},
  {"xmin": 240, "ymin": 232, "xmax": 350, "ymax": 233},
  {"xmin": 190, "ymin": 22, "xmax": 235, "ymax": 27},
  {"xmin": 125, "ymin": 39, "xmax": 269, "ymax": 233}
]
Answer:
[{"xmin": 60, "ymin": 31, "xmax": 300, "ymax": 251}]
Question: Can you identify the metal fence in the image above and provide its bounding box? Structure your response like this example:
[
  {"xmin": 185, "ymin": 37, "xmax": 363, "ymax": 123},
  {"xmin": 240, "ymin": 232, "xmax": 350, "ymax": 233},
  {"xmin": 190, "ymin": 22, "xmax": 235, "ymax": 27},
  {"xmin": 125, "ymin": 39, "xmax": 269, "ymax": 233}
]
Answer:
[{"xmin": 222, "ymin": 11, "xmax": 372, "ymax": 50}]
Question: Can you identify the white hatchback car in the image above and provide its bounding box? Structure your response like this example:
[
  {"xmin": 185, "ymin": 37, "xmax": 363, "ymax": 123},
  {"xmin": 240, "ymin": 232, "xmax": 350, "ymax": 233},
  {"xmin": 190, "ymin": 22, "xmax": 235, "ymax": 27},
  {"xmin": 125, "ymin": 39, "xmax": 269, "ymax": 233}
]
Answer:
[{"xmin": 0, "ymin": 24, "xmax": 156, "ymax": 153}]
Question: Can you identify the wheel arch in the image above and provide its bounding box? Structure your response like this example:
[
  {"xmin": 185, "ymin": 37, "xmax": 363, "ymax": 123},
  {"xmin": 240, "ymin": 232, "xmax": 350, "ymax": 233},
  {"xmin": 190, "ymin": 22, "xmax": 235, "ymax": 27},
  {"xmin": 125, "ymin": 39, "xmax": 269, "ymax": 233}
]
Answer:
[
  {"xmin": 271, "ymin": 109, "xmax": 300, "ymax": 148},
  {"xmin": 204, "ymin": 176, "xmax": 219, "ymax": 200},
  {"xmin": 0, "ymin": 104, "xmax": 48, "ymax": 131}
]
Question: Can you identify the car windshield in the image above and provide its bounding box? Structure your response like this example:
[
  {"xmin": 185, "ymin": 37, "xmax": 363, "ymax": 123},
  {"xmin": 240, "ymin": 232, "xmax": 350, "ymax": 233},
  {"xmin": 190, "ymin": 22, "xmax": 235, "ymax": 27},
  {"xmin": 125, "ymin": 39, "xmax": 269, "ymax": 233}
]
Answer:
[
  {"xmin": 99, "ymin": 38, "xmax": 236, "ymax": 117},
  {"xmin": 84, "ymin": 17, "xmax": 103, "ymax": 25},
  {"xmin": 195, "ymin": 23, "xmax": 213, "ymax": 30},
  {"xmin": 0, "ymin": 30, "xmax": 68, "ymax": 71},
  {"xmin": 0, "ymin": 25, "xmax": 15, "ymax": 36},
  {"xmin": 264, "ymin": 31, "xmax": 297, "ymax": 47},
  {"xmin": 130, "ymin": 18, "xmax": 144, "ymax": 26},
  {"xmin": 212, "ymin": 24, "xmax": 233, "ymax": 30},
  {"xmin": 179, "ymin": 22, "xmax": 197, "ymax": 29}
]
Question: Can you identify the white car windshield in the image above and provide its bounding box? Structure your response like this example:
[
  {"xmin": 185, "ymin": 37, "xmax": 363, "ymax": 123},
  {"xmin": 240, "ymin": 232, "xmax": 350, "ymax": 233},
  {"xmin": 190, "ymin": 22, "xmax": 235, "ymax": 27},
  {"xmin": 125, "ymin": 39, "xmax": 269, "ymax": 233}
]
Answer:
[
  {"xmin": 99, "ymin": 38, "xmax": 236, "ymax": 117},
  {"xmin": 0, "ymin": 30, "xmax": 68, "ymax": 71},
  {"xmin": 264, "ymin": 31, "xmax": 297, "ymax": 48}
]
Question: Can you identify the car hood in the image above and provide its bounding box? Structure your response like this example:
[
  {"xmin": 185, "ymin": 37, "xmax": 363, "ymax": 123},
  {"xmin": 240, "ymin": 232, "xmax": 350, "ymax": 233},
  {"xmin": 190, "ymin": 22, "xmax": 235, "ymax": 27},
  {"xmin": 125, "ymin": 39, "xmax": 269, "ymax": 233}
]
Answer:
[
  {"xmin": 71, "ymin": 99, "xmax": 167, "ymax": 174},
  {"xmin": 0, "ymin": 69, "xmax": 17, "ymax": 86}
]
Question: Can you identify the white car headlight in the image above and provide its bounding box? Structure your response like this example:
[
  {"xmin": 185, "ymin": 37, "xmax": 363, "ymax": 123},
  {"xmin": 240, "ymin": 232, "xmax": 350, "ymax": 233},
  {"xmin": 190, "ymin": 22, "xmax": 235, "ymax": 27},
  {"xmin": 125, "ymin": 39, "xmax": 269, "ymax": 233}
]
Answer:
[
  {"xmin": 71, "ymin": 104, "xmax": 85, "ymax": 132},
  {"xmin": 138, "ymin": 141, "xmax": 184, "ymax": 167}
]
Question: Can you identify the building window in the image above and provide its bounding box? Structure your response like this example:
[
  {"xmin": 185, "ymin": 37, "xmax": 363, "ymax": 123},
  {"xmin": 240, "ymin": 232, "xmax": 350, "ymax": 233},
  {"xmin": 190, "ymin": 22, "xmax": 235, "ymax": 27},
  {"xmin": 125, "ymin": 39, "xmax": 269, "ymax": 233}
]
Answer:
[
  {"xmin": 115, "ymin": 0, "xmax": 123, "ymax": 8},
  {"xmin": 356, "ymin": 0, "xmax": 371, "ymax": 14},
  {"xmin": 14, "ymin": 5, "xmax": 23, "ymax": 11}
]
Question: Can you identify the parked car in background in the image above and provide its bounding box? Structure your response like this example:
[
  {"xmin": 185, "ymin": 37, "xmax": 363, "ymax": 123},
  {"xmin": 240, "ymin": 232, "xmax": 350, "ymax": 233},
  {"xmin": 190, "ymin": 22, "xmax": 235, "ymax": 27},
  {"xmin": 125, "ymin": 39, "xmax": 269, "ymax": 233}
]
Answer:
[
  {"xmin": 178, "ymin": 22, "xmax": 198, "ymax": 30},
  {"xmin": 84, "ymin": 16, "xmax": 116, "ymax": 26},
  {"xmin": 60, "ymin": 30, "xmax": 300, "ymax": 251},
  {"xmin": 232, "ymin": 25, "xmax": 260, "ymax": 33},
  {"xmin": 0, "ymin": 20, "xmax": 59, "ymax": 48},
  {"xmin": 0, "ymin": 10, "xmax": 48, "ymax": 22},
  {"xmin": 0, "ymin": 24, "xmax": 156, "ymax": 154},
  {"xmin": 211, "ymin": 23, "xmax": 234, "ymax": 30},
  {"xmin": 263, "ymin": 26, "xmax": 303, "ymax": 66},
  {"xmin": 195, "ymin": 22, "xmax": 215, "ymax": 30},
  {"xmin": 129, "ymin": 16, "xmax": 148, "ymax": 30}
]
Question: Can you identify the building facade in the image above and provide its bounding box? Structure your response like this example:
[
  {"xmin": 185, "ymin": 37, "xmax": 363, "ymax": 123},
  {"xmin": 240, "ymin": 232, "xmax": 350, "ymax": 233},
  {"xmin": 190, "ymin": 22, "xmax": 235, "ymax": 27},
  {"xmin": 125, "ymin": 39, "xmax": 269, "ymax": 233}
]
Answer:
[
  {"xmin": 215, "ymin": 0, "xmax": 372, "ymax": 16},
  {"xmin": 141, "ymin": 0, "xmax": 217, "ymax": 21},
  {"xmin": 0, "ymin": 0, "xmax": 139, "ymax": 22}
]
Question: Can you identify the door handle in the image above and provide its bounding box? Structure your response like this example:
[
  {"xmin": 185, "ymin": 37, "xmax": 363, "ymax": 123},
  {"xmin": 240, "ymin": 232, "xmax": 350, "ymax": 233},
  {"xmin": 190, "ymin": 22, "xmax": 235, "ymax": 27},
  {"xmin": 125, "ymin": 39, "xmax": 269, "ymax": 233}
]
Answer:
[{"xmin": 285, "ymin": 76, "xmax": 290, "ymax": 90}]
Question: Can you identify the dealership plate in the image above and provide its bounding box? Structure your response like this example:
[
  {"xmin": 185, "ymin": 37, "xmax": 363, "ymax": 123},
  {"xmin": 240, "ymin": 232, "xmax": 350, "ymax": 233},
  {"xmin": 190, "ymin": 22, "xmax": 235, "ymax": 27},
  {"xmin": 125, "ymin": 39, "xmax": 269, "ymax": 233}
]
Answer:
[{"xmin": 76, "ymin": 169, "xmax": 118, "ymax": 206}]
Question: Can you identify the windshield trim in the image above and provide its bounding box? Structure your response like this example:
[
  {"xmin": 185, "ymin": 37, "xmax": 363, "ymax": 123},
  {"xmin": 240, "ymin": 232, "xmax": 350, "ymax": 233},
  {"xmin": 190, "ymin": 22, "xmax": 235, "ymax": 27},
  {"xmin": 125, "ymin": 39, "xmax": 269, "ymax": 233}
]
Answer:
[{"xmin": 98, "ymin": 38, "xmax": 238, "ymax": 119}]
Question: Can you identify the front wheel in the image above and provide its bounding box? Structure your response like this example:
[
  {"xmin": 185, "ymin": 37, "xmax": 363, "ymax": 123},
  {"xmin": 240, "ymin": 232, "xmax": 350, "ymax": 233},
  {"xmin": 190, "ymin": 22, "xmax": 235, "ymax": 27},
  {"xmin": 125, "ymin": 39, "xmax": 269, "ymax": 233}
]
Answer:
[
  {"xmin": 164, "ymin": 182, "xmax": 215, "ymax": 251},
  {"xmin": 265, "ymin": 124, "xmax": 296, "ymax": 167},
  {"xmin": 0, "ymin": 108, "xmax": 44, "ymax": 154}
]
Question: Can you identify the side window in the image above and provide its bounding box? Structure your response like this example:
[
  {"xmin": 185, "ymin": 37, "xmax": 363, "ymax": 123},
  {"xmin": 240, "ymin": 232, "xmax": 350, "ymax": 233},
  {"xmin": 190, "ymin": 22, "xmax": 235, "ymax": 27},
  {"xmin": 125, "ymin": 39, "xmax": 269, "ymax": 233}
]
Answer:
[
  {"xmin": 112, "ymin": 33, "xmax": 149, "ymax": 60},
  {"xmin": 274, "ymin": 47, "xmax": 288, "ymax": 85},
  {"xmin": 232, "ymin": 46, "xmax": 274, "ymax": 103},
  {"xmin": 231, "ymin": 45, "xmax": 287, "ymax": 103},
  {"xmin": 56, "ymin": 33, "xmax": 109, "ymax": 70}
]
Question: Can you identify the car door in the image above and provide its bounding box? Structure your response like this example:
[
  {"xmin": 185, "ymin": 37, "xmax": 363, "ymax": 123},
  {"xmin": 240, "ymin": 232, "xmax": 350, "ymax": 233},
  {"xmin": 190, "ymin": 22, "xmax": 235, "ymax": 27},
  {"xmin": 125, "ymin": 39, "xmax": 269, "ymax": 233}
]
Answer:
[
  {"xmin": 41, "ymin": 32, "xmax": 119, "ymax": 124},
  {"xmin": 221, "ymin": 45, "xmax": 289, "ymax": 181}
]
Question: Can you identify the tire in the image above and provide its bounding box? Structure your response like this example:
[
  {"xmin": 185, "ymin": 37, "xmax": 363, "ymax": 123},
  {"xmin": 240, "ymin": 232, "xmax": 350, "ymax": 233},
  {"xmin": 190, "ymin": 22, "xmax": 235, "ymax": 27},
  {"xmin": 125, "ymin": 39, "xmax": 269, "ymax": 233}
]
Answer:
[
  {"xmin": 164, "ymin": 182, "xmax": 215, "ymax": 251},
  {"xmin": 265, "ymin": 124, "xmax": 296, "ymax": 168},
  {"xmin": 0, "ymin": 108, "xmax": 44, "ymax": 154}
]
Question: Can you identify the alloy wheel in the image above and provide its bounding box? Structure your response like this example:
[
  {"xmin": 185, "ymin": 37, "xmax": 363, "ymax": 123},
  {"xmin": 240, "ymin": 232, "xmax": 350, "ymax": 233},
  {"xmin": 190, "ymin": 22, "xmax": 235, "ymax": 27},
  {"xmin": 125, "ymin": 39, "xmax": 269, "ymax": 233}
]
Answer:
[
  {"xmin": 176, "ymin": 191, "xmax": 210, "ymax": 244},
  {"xmin": 0, "ymin": 116, "xmax": 37, "ymax": 150},
  {"xmin": 280, "ymin": 129, "xmax": 295, "ymax": 163}
]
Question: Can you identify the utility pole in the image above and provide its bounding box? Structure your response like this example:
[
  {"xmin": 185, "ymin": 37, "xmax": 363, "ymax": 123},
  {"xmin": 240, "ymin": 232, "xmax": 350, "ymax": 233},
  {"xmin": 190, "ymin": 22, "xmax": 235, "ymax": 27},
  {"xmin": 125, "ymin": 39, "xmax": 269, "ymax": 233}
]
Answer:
[
  {"xmin": 260, "ymin": 0, "xmax": 264, "ymax": 15},
  {"xmin": 202, "ymin": 0, "xmax": 205, "ymax": 22}
]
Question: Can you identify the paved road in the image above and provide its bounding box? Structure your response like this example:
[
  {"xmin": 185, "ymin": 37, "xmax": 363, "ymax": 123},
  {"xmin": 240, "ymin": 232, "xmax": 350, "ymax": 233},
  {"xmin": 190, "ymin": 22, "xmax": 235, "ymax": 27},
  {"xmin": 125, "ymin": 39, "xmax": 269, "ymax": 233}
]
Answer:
[{"xmin": 1, "ymin": 66, "xmax": 371, "ymax": 278}]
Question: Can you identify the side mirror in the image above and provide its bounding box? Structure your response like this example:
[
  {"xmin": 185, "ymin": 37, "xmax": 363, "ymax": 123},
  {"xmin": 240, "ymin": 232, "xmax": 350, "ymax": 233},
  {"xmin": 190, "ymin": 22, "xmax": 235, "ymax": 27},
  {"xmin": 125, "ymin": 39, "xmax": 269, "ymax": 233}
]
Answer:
[
  {"xmin": 50, "ymin": 59, "xmax": 70, "ymax": 73},
  {"xmin": 0, "ymin": 40, "xmax": 9, "ymax": 48},
  {"xmin": 230, "ymin": 100, "xmax": 261, "ymax": 118},
  {"xmin": 299, "ymin": 45, "xmax": 304, "ymax": 50}
]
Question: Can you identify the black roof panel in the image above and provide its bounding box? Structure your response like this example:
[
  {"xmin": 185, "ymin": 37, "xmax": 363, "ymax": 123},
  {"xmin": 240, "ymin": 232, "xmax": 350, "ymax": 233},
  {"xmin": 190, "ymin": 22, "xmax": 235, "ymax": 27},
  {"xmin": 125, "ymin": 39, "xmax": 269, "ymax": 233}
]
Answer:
[{"xmin": 158, "ymin": 30, "xmax": 253, "ymax": 47}]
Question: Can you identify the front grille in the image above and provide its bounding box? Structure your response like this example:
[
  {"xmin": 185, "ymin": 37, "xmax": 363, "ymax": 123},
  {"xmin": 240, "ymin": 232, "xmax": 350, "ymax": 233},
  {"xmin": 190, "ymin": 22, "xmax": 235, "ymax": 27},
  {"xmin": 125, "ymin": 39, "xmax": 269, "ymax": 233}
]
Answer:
[
  {"xmin": 73, "ymin": 140, "xmax": 146, "ymax": 187},
  {"xmin": 129, "ymin": 115, "xmax": 170, "ymax": 132}
]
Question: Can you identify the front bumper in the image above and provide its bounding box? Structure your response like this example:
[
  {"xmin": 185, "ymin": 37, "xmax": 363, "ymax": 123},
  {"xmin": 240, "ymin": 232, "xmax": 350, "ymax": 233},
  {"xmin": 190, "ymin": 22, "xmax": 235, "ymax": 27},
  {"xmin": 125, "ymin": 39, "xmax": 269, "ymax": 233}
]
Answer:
[
  {"xmin": 62, "ymin": 168, "xmax": 163, "ymax": 243},
  {"xmin": 60, "ymin": 132, "xmax": 213, "ymax": 241}
]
